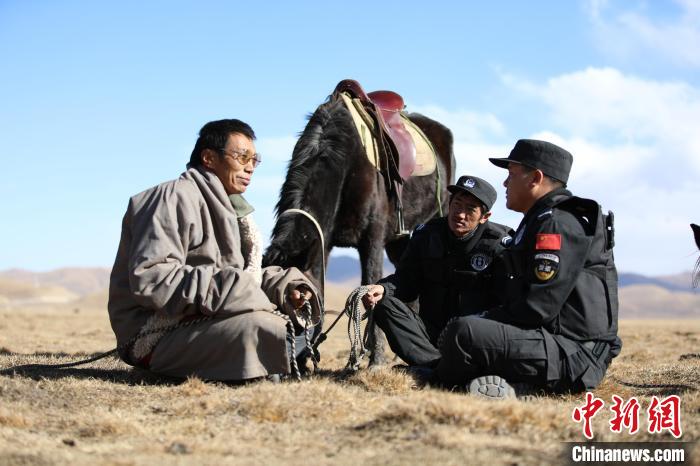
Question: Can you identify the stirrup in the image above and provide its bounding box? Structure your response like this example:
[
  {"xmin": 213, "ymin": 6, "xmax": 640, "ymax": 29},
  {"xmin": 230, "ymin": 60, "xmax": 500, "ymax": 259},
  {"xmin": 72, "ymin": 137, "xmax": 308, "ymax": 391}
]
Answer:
[{"xmin": 395, "ymin": 195, "xmax": 409, "ymax": 236}]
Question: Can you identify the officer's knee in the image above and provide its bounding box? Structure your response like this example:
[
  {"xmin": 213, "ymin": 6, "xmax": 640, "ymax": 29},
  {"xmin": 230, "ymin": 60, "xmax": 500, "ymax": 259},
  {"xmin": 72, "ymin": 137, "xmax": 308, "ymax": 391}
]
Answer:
[
  {"xmin": 371, "ymin": 296, "xmax": 405, "ymax": 326},
  {"xmin": 372, "ymin": 301, "xmax": 389, "ymax": 327},
  {"xmin": 438, "ymin": 315, "xmax": 479, "ymax": 352}
]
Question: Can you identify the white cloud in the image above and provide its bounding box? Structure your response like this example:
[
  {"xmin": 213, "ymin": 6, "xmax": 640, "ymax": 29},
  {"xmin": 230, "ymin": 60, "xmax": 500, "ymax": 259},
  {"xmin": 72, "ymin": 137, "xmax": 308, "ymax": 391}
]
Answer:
[
  {"xmin": 408, "ymin": 103, "xmax": 511, "ymax": 181},
  {"xmin": 408, "ymin": 67, "xmax": 700, "ymax": 274},
  {"xmin": 585, "ymin": 0, "xmax": 700, "ymax": 68},
  {"xmin": 409, "ymin": 104, "xmax": 506, "ymax": 142},
  {"xmin": 246, "ymin": 68, "xmax": 700, "ymax": 274},
  {"xmin": 528, "ymin": 131, "xmax": 655, "ymax": 184},
  {"xmin": 508, "ymin": 67, "xmax": 700, "ymax": 273},
  {"xmin": 503, "ymin": 67, "xmax": 700, "ymax": 178}
]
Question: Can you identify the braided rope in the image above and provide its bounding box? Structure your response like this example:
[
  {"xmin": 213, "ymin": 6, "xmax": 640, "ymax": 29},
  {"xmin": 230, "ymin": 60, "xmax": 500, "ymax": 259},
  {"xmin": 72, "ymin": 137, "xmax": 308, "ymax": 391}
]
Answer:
[
  {"xmin": 611, "ymin": 376, "xmax": 697, "ymax": 393},
  {"xmin": 3, "ymin": 310, "xmax": 304, "ymax": 383},
  {"xmin": 2, "ymin": 315, "xmax": 214, "ymax": 371},
  {"xmin": 301, "ymin": 301, "xmax": 318, "ymax": 373},
  {"xmin": 269, "ymin": 309, "xmax": 301, "ymax": 382},
  {"xmin": 344, "ymin": 286, "xmax": 371, "ymax": 371}
]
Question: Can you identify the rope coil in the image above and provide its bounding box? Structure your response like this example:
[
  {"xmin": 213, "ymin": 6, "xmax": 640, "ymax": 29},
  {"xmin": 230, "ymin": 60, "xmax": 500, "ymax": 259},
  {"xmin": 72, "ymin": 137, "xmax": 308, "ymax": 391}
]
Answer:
[
  {"xmin": 301, "ymin": 301, "xmax": 319, "ymax": 373},
  {"xmin": 269, "ymin": 309, "xmax": 301, "ymax": 381},
  {"xmin": 344, "ymin": 286, "xmax": 371, "ymax": 371}
]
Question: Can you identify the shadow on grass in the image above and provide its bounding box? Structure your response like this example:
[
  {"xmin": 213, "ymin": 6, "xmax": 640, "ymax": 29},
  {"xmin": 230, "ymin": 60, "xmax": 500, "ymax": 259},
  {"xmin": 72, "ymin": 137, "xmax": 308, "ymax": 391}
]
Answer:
[
  {"xmin": 0, "ymin": 348, "xmax": 183, "ymax": 386},
  {"xmin": 0, "ymin": 348, "xmax": 356, "ymax": 388}
]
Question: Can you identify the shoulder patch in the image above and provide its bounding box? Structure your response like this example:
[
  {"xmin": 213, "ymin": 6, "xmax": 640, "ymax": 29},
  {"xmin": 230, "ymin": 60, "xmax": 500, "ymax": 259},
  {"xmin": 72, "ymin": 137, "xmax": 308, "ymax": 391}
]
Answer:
[
  {"xmin": 535, "ymin": 233, "xmax": 561, "ymax": 250},
  {"xmin": 533, "ymin": 253, "xmax": 559, "ymax": 282}
]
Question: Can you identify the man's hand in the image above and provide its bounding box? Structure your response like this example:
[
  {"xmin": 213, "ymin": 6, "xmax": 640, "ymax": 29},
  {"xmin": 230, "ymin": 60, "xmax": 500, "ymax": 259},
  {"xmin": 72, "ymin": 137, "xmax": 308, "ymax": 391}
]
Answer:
[
  {"xmin": 289, "ymin": 285, "xmax": 313, "ymax": 310},
  {"xmin": 362, "ymin": 284, "xmax": 385, "ymax": 309}
]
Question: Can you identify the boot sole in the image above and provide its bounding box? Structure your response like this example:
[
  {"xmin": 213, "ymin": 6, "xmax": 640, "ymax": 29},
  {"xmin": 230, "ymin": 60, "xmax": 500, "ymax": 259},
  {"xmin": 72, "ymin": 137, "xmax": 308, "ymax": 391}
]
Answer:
[{"xmin": 468, "ymin": 375, "xmax": 516, "ymax": 400}]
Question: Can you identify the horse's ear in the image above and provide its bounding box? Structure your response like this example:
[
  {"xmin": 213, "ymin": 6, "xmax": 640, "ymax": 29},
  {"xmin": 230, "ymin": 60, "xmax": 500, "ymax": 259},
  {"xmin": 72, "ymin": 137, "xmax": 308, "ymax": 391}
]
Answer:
[{"xmin": 692, "ymin": 224, "xmax": 700, "ymax": 249}]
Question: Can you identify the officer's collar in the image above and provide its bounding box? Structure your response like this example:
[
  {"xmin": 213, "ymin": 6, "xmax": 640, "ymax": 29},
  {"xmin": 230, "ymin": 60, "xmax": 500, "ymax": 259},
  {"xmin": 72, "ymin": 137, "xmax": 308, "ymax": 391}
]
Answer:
[
  {"xmin": 448, "ymin": 221, "xmax": 487, "ymax": 245},
  {"xmin": 527, "ymin": 188, "xmax": 571, "ymax": 218}
]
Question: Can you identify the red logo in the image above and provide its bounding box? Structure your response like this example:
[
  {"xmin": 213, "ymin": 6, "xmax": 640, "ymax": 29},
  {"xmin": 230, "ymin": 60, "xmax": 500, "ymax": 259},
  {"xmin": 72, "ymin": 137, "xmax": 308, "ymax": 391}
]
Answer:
[
  {"xmin": 535, "ymin": 233, "xmax": 561, "ymax": 250},
  {"xmin": 609, "ymin": 395, "xmax": 641, "ymax": 434},
  {"xmin": 572, "ymin": 392, "xmax": 605, "ymax": 439},
  {"xmin": 647, "ymin": 395, "xmax": 682, "ymax": 438},
  {"xmin": 573, "ymin": 393, "xmax": 683, "ymax": 439}
]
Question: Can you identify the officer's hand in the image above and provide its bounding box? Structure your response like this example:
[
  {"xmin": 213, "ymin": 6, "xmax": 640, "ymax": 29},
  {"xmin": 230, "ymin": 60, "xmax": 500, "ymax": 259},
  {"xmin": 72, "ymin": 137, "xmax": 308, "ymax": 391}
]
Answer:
[
  {"xmin": 289, "ymin": 285, "xmax": 313, "ymax": 310},
  {"xmin": 362, "ymin": 284, "xmax": 385, "ymax": 309}
]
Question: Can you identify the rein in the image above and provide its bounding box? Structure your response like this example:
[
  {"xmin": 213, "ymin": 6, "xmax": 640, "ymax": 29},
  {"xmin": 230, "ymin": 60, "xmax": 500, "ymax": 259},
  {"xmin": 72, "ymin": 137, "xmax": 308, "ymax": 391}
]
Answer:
[
  {"xmin": 343, "ymin": 286, "xmax": 372, "ymax": 371},
  {"xmin": 278, "ymin": 208, "xmax": 327, "ymax": 373},
  {"xmin": 2, "ymin": 312, "xmax": 304, "ymax": 381},
  {"xmin": 278, "ymin": 208, "xmax": 326, "ymax": 296},
  {"xmin": 277, "ymin": 209, "xmax": 374, "ymax": 371}
]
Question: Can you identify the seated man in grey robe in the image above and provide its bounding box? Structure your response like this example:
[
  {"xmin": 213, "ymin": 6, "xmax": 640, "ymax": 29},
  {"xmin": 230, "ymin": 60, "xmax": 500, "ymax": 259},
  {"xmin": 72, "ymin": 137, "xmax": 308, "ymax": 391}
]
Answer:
[{"xmin": 108, "ymin": 119, "xmax": 321, "ymax": 381}]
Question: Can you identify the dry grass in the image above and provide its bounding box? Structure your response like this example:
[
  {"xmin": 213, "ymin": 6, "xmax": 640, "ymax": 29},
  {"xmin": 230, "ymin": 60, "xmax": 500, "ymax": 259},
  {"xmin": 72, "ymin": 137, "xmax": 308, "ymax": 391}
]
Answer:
[{"xmin": 0, "ymin": 299, "xmax": 698, "ymax": 465}]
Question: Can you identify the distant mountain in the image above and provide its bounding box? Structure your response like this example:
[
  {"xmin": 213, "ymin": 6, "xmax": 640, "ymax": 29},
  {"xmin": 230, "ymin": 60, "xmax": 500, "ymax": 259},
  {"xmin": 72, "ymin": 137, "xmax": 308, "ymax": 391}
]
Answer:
[
  {"xmin": 0, "ymin": 278, "xmax": 79, "ymax": 305},
  {"xmin": 619, "ymin": 284, "xmax": 700, "ymax": 318},
  {"xmin": 1, "ymin": 263, "xmax": 694, "ymax": 294},
  {"xmin": 326, "ymin": 255, "xmax": 394, "ymax": 284},
  {"xmin": 0, "ymin": 262, "xmax": 697, "ymax": 318},
  {"xmin": 618, "ymin": 272, "xmax": 694, "ymax": 293},
  {"xmin": 0, "ymin": 268, "xmax": 110, "ymax": 296},
  {"xmin": 327, "ymin": 257, "xmax": 698, "ymax": 293}
]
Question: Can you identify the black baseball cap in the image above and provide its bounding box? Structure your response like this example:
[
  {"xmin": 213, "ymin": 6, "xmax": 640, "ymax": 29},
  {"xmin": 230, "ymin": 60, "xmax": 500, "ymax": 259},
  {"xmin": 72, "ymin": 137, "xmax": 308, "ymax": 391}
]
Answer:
[
  {"xmin": 489, "ymin": 139, "xmax": 573, "ymax": 184},
  {"xmin": 447, "ymin": 175, "xmax": 497, "ymax": 211}
]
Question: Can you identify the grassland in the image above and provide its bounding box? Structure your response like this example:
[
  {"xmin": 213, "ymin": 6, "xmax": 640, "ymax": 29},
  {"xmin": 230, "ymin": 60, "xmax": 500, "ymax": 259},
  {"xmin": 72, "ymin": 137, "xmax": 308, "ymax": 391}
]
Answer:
[{"xmin": 0, "ymin": 290, "xmax": 698, "ymax": 465}]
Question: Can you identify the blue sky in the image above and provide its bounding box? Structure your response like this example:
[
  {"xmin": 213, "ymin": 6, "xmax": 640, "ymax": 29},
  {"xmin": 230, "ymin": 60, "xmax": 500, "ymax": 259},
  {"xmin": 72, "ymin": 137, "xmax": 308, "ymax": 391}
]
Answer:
[{"xmin": 1, "ymin": 0, "xmax": 699, "ymax": 275}]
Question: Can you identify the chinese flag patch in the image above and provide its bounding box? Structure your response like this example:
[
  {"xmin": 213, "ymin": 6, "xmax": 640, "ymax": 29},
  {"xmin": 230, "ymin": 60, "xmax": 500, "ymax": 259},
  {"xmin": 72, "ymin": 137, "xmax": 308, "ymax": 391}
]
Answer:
[{"xmin": 536, "ymin": 233, "xmax": 561, "ymax": 250}]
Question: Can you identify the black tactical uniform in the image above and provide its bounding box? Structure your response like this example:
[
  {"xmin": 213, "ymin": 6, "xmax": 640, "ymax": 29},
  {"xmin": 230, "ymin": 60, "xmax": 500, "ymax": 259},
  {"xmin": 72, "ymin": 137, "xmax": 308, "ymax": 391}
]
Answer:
[
  {"xmin": 373, "ymin": 176, "xmax": 513, "ymax": 367},
  {"xmin": 437, "ymin": 140, "xmax": 622, "ymax": 393}
]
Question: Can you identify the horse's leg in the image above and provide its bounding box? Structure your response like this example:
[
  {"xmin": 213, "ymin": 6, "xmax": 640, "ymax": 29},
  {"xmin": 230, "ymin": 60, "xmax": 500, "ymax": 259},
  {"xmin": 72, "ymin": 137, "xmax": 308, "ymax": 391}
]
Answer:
[{"xmin": 359, "ymin": 232, "xmax": 390, "ymax": 367}]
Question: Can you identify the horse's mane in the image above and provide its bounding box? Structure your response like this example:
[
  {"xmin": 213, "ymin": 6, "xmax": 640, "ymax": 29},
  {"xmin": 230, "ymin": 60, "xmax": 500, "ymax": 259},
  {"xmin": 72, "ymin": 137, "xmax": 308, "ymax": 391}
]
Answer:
[
  {"xmin": 692, "ymin": 224, "xmax": 700, "ymax": 288},
  {"xmin": 273, "ymin": 97, "xmax": 356, "ymax": 217}
]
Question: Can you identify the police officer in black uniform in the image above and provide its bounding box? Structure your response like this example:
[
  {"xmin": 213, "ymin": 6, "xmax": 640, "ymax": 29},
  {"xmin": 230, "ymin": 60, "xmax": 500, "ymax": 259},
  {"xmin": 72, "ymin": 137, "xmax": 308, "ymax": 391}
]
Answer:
[
  {"xmin": 437, "ymin": 140, "xmax": 622, "ymax": 398},
  {"xmin": 363, "ymin": 175, "xmax": 514, "ymax": 368}
]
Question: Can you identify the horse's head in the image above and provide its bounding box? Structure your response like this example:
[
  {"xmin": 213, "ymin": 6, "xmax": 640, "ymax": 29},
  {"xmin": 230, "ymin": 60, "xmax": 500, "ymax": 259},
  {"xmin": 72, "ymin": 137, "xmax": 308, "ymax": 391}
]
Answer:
[
  {"xmin": 263, "ymin": 214, "xmax": 321, "ymax": 271},
  {"xmin": 263, "ymin": 213, "xmax": 327, "ymax": 296},
  {"xmin": 692, "ymin": 223, "xmax": 700, "ymax": 288},
  {"xmin": 264, "ymin": 98, "xmax": 363, "ymax": 281}
]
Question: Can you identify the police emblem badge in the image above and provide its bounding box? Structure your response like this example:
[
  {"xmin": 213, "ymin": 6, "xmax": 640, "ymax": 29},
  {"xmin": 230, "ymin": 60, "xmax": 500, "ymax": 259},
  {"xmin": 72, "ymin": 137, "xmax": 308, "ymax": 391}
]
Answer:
[
  {"xmin": 534, "ymin": 252, "xmax": 559, "ymax": 281},
  {"xmin": 463, "ymin": 178, "xmax": 476, "ymax": 188},
  {"xmin": 470, "ymin": 253, "xmax": 490, "ymax": 271}
]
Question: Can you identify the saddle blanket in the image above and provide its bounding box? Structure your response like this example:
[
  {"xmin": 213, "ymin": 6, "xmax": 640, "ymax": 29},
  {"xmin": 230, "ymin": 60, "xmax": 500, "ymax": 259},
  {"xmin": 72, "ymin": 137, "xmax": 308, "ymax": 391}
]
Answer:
[{"xmin": 339, "ymin": 92, "xmax": 437, "ymax": 177}]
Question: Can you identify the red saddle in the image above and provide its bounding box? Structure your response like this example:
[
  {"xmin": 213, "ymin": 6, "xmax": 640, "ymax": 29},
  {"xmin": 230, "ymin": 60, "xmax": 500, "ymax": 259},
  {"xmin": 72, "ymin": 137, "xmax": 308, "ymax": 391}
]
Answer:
[{"xmin": 333, "ymin": 79, "xmax": 416, "ymax": 180}]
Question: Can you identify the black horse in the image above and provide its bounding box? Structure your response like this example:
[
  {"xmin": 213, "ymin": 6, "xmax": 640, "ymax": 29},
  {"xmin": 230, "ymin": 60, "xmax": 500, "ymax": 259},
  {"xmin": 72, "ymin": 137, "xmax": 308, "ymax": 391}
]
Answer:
[
  {"xmin": 263, "ymin": 94, "xmax": 456, "ymax": 366},
  {"xmin": 692, "ymin": 223, "xmax": 700, "ymax": 288}
]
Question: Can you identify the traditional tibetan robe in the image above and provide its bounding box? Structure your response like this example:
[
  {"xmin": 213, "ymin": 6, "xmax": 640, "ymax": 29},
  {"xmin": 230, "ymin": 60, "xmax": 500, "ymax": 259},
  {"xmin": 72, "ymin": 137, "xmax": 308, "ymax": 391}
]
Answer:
[{"xmin": 108, "ymin": 167, "xmax": 320, "ymax": 380}]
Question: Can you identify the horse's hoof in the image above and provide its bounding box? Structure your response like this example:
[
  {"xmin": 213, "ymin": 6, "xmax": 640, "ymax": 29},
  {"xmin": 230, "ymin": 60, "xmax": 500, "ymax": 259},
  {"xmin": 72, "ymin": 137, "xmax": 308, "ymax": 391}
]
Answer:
[{"xmin": 368, "ymin": 354, "xmax": 390, "ymax": 369}]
